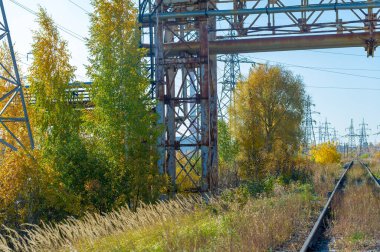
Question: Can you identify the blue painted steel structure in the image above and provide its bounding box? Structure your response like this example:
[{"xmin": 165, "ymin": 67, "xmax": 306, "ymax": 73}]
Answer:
[{"xmin": 0, "ymin": 0, "xmax": 33, "ymax": 151}]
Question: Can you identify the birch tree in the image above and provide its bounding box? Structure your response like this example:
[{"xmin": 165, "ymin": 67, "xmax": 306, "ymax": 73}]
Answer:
[{"xmin": 86, "ymin": 0, "xmax": 162, "ymax": 208}]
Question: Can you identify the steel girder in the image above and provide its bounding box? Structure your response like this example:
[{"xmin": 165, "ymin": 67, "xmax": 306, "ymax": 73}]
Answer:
[{"xmin": 0, "ymin": 0, "xmax": 33, "ymax": 151}]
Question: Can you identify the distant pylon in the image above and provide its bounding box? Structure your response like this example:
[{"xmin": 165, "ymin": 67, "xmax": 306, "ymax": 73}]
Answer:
[
  {"xmin": 323, "ymin": 118, "xmax": 331, "ymax": 142},
  {"xmin": 302, "ymin": 95, "xmax": 317, "ymax": 152},
  {"xmin": 217, "ymin": 16, "xmax": 257, "ymax": 121},
  {"xmin": 218, "ymin": 53, "xmax": 241, "ymax": 121},
  {"xmin": 331, "ymin": 127, "xmax": 339, "ymax": 144},
  {"xmin": 318, "ymin": 122, "xmax": 323, "ymax": 144},
  {"xmin": 346, "ymin": 119, "xmax": 356, "ymax": 154},
  {"xmin": 0, "ymin": 1, "xmax": 33, "ymax": 151},
  {"xmin": 358, "ymin": 119, "xmax": 369, "ymax": 155}
]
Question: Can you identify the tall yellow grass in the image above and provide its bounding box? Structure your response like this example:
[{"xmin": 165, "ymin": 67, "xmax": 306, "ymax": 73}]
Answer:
[
  {"xmin": 0, "ymin": 163, "xmax": 342, "ymax": 251},
  {"xmin": 0, "ymin": 196, "xmax": 202, "ymax": 252}
]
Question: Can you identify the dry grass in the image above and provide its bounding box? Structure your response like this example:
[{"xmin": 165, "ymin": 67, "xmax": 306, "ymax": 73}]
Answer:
[
  {"xmin": 0, "ymin": 163, "xmax": 343, "ymax": 252},
  {"xmin": 0, "ymin": 196, "xmax": 202, "ymax": 252},
  {"xmin": 368, "ymin": 158, "xmax": 380, "ymax": 178},
  {"xmin": 328, "ymin": 165, "xmax": 380, "ymax": 251},
  {"xmin": 311, "ymin": 163, "xmax": 343, "ymax": 198},
  {"xmin": 75, "ymin": 188, "xmax": 319, "ymax": 251},
  {"xmin": 0, "ymin": 189, "xmax": 320, "ymax": 252}
]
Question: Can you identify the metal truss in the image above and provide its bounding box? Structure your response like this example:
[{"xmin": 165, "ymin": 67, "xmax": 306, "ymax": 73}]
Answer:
[
  {"xmin": 139, "ymin": 0, "xmax": 380, "ymax": 191},
  {"xmin": 0, "ymin": 0, "xmax": 33, "ymax": 151}
]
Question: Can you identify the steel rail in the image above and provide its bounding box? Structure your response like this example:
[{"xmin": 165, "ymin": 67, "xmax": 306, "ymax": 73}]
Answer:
[
  {"xmin": 358, "ymin": 160, "xmax": 380, "ymax": 187},
  {"xmin": 142, "ymin": 1, "xmax": 380, "ymax": 21},
  {"xmin": 300, "ymin": 160, "xmax": 354, "ymax": 252}
]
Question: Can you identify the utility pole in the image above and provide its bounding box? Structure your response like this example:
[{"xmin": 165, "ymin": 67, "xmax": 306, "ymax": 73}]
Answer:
[
  {"xmin": 0, "ymin": 1, "xmax": 34, "ymax": 151},
  {"xmin": 302, "ymin": 95, "xmax": 318, "ymax": 153}
]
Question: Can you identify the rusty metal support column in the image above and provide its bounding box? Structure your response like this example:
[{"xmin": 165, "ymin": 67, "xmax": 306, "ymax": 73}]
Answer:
[
  {"xmin": 199, "ymin": 16, "xmax": 210, "ymax": 191},
  {"xmin": 155, "ymin": 6, "xmax": 165, "ymax": 175},
  {"xmin": 166, "ymin": 65, "xmax": 176, "ymax": 186},
  {"xmin": 199, "ymin": 2, "xmax": 218, "ymax": 192},
  {"xmin": 209, "ymin": 17, "xmax": 218, "ymax": 191}
]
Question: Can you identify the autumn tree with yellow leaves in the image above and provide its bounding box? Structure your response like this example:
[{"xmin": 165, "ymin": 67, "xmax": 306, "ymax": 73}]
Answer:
[
  {"xmin": 310, "ymin": 142, "xmax": 341, "ymax": 165},
  {"xmin": 0, "ymin": 8, "xmax": 86, "ymax": 226},
  {"xmin": 230, "ymin": 64, "xmax": 305, "ymax": 180}
]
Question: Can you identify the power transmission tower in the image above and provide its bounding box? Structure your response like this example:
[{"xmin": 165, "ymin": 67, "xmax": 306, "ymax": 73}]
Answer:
[
  {"xmin": 346, "ymin": 119, "xmax": 357, "ymax": 155},
  {"xmin": 331, "ymin": 128, "xmax": 339, "ymax": 144},
  {"xmin": 323, "ymin": 119, "xmax": 331, "ymax": 142},
  {"xmin": 217, "ymin": 53, "xmax": 241, "ymax": 121},
  {"xmin": 0, "ymin": 1, "xmax": 33, "ymax": 151},
  {"xmin": 217, "ymin": 19, "xmax": 257, "ymax": 121},
  {"xmin": 217, "ymin": 55, "xmax": 257, "ymax": 121},
  {"xmin": 358, "ymin": 119, "xmax": 370, "ymax": 155},
  {"xmin": 318, "ymin": 122, "xmax": 324, "ymax": 144},
  {"xmin": 302, "ymin": 95, "xmax": 317, "ymax": 152}
]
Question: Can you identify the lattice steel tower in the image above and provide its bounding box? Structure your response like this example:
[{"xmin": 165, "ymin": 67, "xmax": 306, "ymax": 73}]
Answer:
[
  {"xmin": 217, "ymin": 54, "xmax": 257, "ymax": 121},
  {"xmin": 331, "ymin": 128, "xmax": 339, "ymax": 144},
  {"xmin": 323, "ymin": 119, "xmax": 331, "ymax": 142},
  {"xmin": 302, "ymin": 95, "xmax": 317, "ymax": 152},
  {"xmin": 0, "ymin": 1, "xmax": 33, "ymax": 151},
  {"xmin": 346, "ymin": 119, "xmax": 357, "ymax": 154},
  {"xmin": 217, "ymin": 53, "xmax": 241, "ymax": 121},
  {"xmin": 358, "ymin": 119, "xmax": 369, "ymax": 155},
  {"xmin": 318, "ymin": 122, "xmax": 323, "ymax": 144}
]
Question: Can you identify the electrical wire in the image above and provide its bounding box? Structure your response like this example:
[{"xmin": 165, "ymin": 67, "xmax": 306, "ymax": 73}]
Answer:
[
  {"xmin": 66, "ymin": 0, "xmax": 90, "ymax": 15},
  {"xmin": 309, "ymin": 49, "xmax": 368, "ymax": 57},
  {"xmin": 305, "ymin": 85, "xmax": 380, "ymax": 91},
  {"xmin": 9, "ymin": 0, "xmax": 86, "ymax": 42},
  {"xmin": 241, "ymin": 58, "xmax": 380, "ymax": 72},
  {"xmin": 249, "ymin": 56, "xmax": 380, "ymax": 81}
]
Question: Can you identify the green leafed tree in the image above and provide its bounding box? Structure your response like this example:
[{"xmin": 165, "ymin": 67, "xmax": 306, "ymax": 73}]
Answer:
[
  {"xmin": 218, "ymin": 120, "xmax": 239, "ymax": 187},
  {"xmin": 230, "ymin": 64, "xmax": 305, "ymax": 180},
  {"xmin": 27, "ymin": 7, "xmax": 88, "ymax": 216},
  {"xmin": 86, "ymin": 0, "xmax": 162, "ymax": 209},
  {"xmin": 29, "ymin": 8, "xmax": 78, "ymax": 146}
]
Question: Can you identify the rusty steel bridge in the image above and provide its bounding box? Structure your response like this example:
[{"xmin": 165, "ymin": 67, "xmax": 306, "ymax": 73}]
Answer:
[
  {"xmin": 138, "ymin": 0, "xmax": 380, "ymax": 191},
  {"xmin": 0, "ymin": 0, "xmax": 378, "ymax": 192}
]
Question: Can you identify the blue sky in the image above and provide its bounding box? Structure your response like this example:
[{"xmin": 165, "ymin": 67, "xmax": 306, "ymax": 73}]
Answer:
[{"xmin": 4, "ymin": 0, "xmax": 380, "ymax": 143}]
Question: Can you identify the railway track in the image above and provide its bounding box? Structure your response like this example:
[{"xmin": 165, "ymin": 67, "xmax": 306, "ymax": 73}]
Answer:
[{"xmin": 300, "ymin": 160, "xmax": 379, "ymax": 252}]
